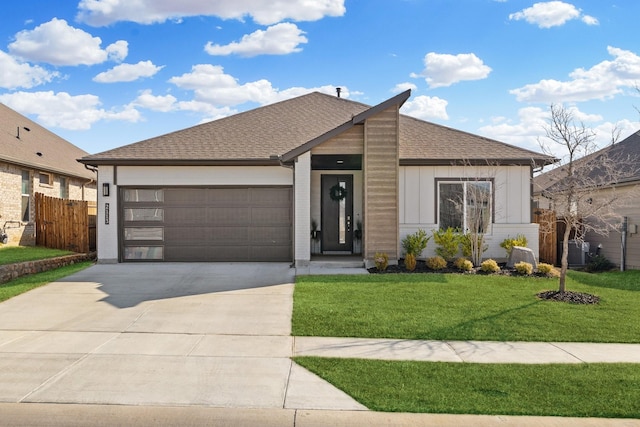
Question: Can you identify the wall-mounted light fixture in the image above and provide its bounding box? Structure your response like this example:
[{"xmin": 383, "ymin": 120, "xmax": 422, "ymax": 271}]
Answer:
[{"xmin": 102, "ymin": 183, "xmax": 110, "ymax": 197}]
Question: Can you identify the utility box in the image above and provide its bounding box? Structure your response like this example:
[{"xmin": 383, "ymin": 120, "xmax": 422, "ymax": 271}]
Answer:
[{"xmin": 567, "ymin": 240, "xmax": 590, "ymax": 265}]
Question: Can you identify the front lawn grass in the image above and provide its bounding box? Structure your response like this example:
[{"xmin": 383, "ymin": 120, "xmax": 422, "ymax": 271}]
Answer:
[
  {"xmin": 0, "ymin": 246, "xmax": 74, "ymax": 265},
  {"xmin": 293, "ymin": 270, "xmax": 640, "ymax": 342},
  {"xmin": 295, "ymin": 357, "xmax": 640, "ymax": 418},
  {"xmin": 0, "ymin": 261, "xmax": 93, "ymax": 302}
]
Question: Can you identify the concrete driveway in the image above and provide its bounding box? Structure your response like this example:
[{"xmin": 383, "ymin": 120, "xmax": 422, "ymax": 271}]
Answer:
[{"xmin": 0, "ymin": 263, "xmax": 364, "ymax": 410}]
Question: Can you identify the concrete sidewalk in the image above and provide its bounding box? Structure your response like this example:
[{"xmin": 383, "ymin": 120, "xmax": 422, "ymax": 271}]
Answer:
[
  {"xmin": 2, "ymin": 404, "xmax": 639, "ymax": 427},
  {"xmin": 294, "ymin": 337, "xmax": 640, "ymax": 363}
]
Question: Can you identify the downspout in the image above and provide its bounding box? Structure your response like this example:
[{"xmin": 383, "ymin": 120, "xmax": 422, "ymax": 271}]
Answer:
[
  {"xmin": 83, "ymin": 164, "xmax": 98, "ymax": 201},
  {"xmin": 621, "ymin": 216, "xmax": 628, "ymax": 272}
]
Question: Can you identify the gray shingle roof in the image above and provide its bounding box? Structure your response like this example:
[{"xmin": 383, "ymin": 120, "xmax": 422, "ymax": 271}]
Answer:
[
  {"xmin": 534, "ymin": 130, "xmax": 640, "ymax": 193},
  {"xmin": 80, "ymin": 92, "xmax": 553, "ymax": 167},
  {"xmin": 0, "ymin": 103, "xmax": 94, "ymax": 180}
]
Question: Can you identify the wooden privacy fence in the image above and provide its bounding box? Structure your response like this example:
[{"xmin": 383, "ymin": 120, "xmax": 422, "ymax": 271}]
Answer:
[
  {"xmin": 35, "ymin": 193, "xmax": 95, "ymax": 253},
  {"xmin": 533, "ymin": 208, "xmax": 557, "ymax": 265}
]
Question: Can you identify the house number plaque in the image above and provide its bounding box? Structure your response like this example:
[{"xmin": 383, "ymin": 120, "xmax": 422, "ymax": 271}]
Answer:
[{"xmin": 105, "ymin": 203, "xmax": 110, "ymax": 225}]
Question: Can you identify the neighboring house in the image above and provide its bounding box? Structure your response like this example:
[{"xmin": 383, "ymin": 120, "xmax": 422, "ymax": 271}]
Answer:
[
  {"xmin": 534, "ymin": 131, "xmax": 640, "ymax": 269},
  {"xmin": 0, "ymin": 103, "xmax": 97, "ymax": 246},
  {"xmin": 79, "ymin": 90, "xmax": 553, "ymax": 267}
]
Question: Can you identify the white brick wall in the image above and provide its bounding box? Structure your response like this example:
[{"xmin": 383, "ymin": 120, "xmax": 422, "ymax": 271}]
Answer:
[
  {"xmin": 97, "ymin": 165, "xmax": 118, "ymax": 263},
  {"xmin": 294, "ymin": 152, "xmax": 311, "ymax": 266}
]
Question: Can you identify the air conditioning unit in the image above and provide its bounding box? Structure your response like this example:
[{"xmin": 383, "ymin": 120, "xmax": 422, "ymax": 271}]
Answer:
[{"xmin": 567, "ymin": 240, "xmax": 590, "ymax": 265}]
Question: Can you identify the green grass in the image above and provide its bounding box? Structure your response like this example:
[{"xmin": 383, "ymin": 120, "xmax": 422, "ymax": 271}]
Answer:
[
  {"xmin": 293, "ymin": 270, "xmax": 640, "ymax": 342},
  {"xmin": 0, "ymin": 261, "xmax": 93, "ymax": 302},
  {"xmin": 295, "ymin": 357, "xmax": 640, "ymax": 418},
  {"xmin": 0, "ymin": 246, "xmax": 74, "ymax": 265}
]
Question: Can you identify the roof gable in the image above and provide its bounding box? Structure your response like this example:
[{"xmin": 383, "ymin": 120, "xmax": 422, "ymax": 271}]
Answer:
[{"xmin": 0, "ymin": 103, "xmax": 94, "ymax": 179}]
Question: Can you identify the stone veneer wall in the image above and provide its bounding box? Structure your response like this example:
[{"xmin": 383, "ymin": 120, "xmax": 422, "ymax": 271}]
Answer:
[{"xmin": 0, "ymin": 253, "xmax": 95, "ymax": 284}]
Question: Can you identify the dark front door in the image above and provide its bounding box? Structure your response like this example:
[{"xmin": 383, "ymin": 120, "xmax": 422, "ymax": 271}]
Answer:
[{"xmin": 321, "ymin": 175, "xmax": 353, "ymax": 252}]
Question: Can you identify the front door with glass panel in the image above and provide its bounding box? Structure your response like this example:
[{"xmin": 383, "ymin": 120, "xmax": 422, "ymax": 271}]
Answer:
[{"xmin": 321, "ymin": 175, "xmax": 353, "ymax": 252}]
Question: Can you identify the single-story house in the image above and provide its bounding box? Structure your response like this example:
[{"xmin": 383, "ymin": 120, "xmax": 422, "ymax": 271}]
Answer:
[
  {"xmin": 0, "ymin": 103, "xmax": 96, "ymax": 246},
  {"xmin": 534, "ymin": 130, "xmax": 640, "ymax": 269},
  {"xmin": 79, "ymin": 90, "xmax": 553, "ymax": 267}
]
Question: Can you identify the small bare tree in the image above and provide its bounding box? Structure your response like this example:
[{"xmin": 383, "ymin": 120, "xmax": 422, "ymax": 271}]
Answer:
[{"xmin": 537, "ymin": 104, "xmax": 639, "ymax": 293}]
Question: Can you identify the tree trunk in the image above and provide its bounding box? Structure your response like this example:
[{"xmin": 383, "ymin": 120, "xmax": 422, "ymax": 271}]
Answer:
[{"xmin": 559, "ymin": 224, "xmax": 572, "ymax": 293}]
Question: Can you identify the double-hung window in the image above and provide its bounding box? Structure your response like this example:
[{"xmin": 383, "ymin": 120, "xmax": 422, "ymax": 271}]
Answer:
[{"xmin": 438, "ymin": 180, "xmax": 492, "ymax": 233}]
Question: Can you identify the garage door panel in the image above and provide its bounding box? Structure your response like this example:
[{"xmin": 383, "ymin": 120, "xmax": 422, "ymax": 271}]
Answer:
[
  {"xmin": 251, "ymin": 207, "xmax": 292, "ymax": 225},
  {"xmin": 250, "ymin": 188, "xmax": 292, "ymax": 204},
  {"xmin": 251, "ymin": 226, "xmax": 291, "ymax": 244},
  {"xmin": 164, "ymin": 207, "xmax": 253, "ymax": 225},
  {"xmin": 122, "ymin": 186, "xmax": 292, "ymax": 262},
  {"xmin": 165, "ymin": 245, "xmax": 250, "ymax": 262},
  {"xmin": 164, "ymin": 226, "xmax": 250, "ymax": 244},
  {"xmin": 250, "ymin": 245, "xmax": 291, "ymax": 261}
]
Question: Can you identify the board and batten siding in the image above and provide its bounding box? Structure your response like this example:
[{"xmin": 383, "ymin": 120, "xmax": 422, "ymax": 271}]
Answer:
[
  {"xmin": 364, "ymin": 106, "xmax": 400, "ymax": 261},
  {"xmin": 399, "ymin": 164, "xmax": 539, "ymax": 261}
]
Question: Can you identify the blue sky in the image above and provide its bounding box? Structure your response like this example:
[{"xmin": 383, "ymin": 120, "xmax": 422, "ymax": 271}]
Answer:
[{"xmin": 1, "ymin": 0, "xmax": 639, "ymax": 160}]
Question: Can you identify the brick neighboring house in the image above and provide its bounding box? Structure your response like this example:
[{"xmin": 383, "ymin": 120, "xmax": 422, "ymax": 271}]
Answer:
[{"xmin": 0, "ymin": 103, "xmax": 97, "ymax": 246}]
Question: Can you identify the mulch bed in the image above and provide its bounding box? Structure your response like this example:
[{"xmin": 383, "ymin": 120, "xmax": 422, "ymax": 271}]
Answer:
[
  {"xmin": 368, "ymin": 259, "xmax": 600, "ymax": 305},
  {"xmin": 536, "ymin": 290, "xmax": 600, "ymax": 305}
]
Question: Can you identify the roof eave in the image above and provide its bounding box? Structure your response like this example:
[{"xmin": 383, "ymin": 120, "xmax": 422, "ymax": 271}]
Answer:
[
  {"xmin": 400, "ymin": 157, "xmax": 555, "ymax": 167},
  {"xmin": 77, "ymin": 158, "xmax": 282, "ymax": 167},
  {"xmin": 0, "ymin": 154, "xmax": 95, "ymax": 179}
]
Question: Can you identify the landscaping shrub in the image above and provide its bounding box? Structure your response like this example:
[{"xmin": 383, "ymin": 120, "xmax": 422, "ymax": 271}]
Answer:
[
  {"xmin": 374, "ymin": 252, "xmax": 388, "ymax": 271},
  {"xmin": 537, "ymin": 263, "xmax": 560, "ymax": 277},
  {"xmin": 500, "ymin": 234, "xmax": 528, "ymax": 257},
  {"xmin": 586, "ymin": 255, "xmax": 615, "ymax": 272},
  {"xmin": 404, "ymin": 253, "xmax": 417, "ymax": 271},
  {"xmin": 426, "ymin": 256, "xmax": 447, "ymax": 270},
  {"xmin": 432, "ymin": 227, "xmax": 462, "ymax": 261},
  {"xmin": 514, "ymin": 261, "xmax": 533, "ymax": 275},
  {"xmin": 454, "ymin": 257, "xmax": 473, "ymax": 272},
  {"xmin": 401, "ymin": 229, "xmax": 430, "ymax": 258},
  {"xmin": 480, "ymin": 259, "xmax": 500, "ymax": 273}
]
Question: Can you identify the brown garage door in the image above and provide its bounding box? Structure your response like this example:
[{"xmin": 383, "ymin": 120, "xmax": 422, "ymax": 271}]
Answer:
[{"xmin": 121, "ymin": 187, "xmax": 292, "ymax": 262}]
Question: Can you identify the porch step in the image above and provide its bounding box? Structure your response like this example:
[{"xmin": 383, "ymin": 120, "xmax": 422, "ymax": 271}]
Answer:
[{"xmin": 309, "ymin": 260, "xmax": 365, "ymax": 269}]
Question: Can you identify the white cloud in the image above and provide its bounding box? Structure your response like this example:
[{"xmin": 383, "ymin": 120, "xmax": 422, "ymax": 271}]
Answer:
[
  {"xmin": 477, "ymin": 105, "xmax": 637, "ymax": 159},
  {"xmin": 128, "ymin": 90, "xmax": 239, "ymax": 121},
  {"xmin": 0, "ymin": 50, "xmax": 58, "ymax": 89},
  {"xmin": 392, "ymin": 82, "xmax": 417, "ymax": 93},
  {"xmin": 401, "ymin": 95, "xmax": 449, "ymax": 121},
  {"xmin": 0, "ymin": 91, "xmax": 140, "ymax": 130},
  {"xmin": 94, "ymin": 61, "xmax": 164, "ymax": 83},
  {"xmin": 130, "ymin": 90, "xmax": 177, "ymax": 112},
  {"xmin": 106, "ymin": 40, "xmax": 129, "ymax": 62},
  {"xmin": 509, "ymin": 1, "xmax": 597, "ymax": 28},
  {"xmin": 414, "ymin": 52, "xmax": 492, "ymax": 88},
  {"xmin": 77, "ymin": 0, "xmax": 346, "ymax": 26},
  {"xmin": 8, "ymin": 18, "xmax": 127, "ymax": 66},
  {"xmin": 205, "ymin": 23, "xmax": 307, "ymax": 57},
  {"xmin": 168, "ymin": 64, "xmax": 344, "ymax": 106},
  {"xmin": 510, "ymin": 46, "xmax": 640, "ymax": 103}
]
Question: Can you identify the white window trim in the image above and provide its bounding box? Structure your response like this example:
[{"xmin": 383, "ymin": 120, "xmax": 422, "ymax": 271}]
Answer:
[{"xmin": 437, "ymin": 179, "xmax": 494, "ymax": 234}]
